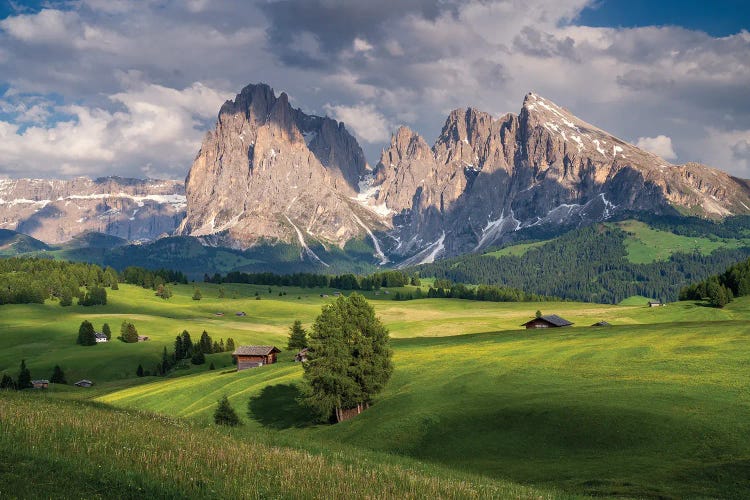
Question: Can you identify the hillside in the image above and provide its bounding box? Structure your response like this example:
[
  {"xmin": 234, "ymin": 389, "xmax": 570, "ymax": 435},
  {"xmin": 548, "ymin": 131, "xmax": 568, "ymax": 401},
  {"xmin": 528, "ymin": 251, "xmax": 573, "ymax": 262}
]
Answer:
[
  {"xmin": 415, "ymin": 221, "xmax": 750, "ymax": 303},
  {"xmin": 2, "ymin": 283, "xmax": 750, "ymax": 497}
]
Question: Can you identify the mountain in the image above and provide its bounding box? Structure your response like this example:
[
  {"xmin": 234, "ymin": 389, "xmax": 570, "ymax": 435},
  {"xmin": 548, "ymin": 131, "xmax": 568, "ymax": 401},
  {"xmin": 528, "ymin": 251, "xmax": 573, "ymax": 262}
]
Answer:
[
  {"xmin": 179, "ymin": 83, "xmax": 389, "ymax": 266},
  {"xmin": 370, "ymin": 93, "xmax": 750, "ymax": 263},
  {"xmin": 180, "ymin": 84, "xmax": 750, "ymax": 267},
  {"xmin": 0, "ymin": 177, "xmax": 185, "ymax": 244},
  {"xmin": 0, "ymin": 229, "xmax": 50, "ymax": 256}
]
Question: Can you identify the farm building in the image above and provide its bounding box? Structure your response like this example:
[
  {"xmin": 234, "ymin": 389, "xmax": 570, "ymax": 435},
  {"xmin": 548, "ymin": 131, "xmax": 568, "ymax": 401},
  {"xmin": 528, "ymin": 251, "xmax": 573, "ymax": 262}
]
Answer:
[
  {"xmin": 232, "ymin": 345, "xmax": 281, "ymax": 371},
  {"xmin": 294, "ymin": 348, "xmax": 309, "ymax": 362},
  {"xmin": 74, "ymin": 380, "xmax": 94, "ymax": 388},
  {"xmin": 94, "ymin": 332, "xmax": 108, "ymax": 342},
  {"xmin": 648, "ymin": 301, "xmax": 665, "ymax": 307},
  {"xmin": 31, "ymin": 380, "xmax": 49, "ymax": 389},
  {"xmin": 137, "ymin": 335, "xmax": 149, "ymax": 342},
  {"xmin": 522, "ymin": 315, "xmax": 574, "ymax": 329},
  {"xmin": 591, "ymin": 321, "xmax": 611, "ymax": 327}
]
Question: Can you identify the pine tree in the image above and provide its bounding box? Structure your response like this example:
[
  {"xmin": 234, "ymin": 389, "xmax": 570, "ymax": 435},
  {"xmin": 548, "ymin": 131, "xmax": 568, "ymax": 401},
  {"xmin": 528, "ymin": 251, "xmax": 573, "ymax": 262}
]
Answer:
[
  {"xmin": 192, "ymin": 287, "xmax": 202, "ymax": 300},
  {"xmin": 302, "ymin": 294, "xmax": 393, "ymax": 423},
  {"xmin": 214, "ymin": 395, "xmax": 240, "ymax": 426},
  {"xmin": 535, "ymin": 310, "xmax": 543, "ymax": 318},
  {"xmin": 102, "ymin": 322, "xmax": 112, "ymax": 340},
  {"xmin": 17, "ymin": 359, "xmax": 31, "ymax": 390},
  {"xmin": 180, "ymin": 330, "xmax": 193, "ymax": 357},
  {"xmin": 287, "ymin": 320, "xmax": 308, "ymax": 350},
  {"xmin": 0, "ymin": 373, "xmax": 15, "ymax": 390},
  {"xmin": 200, "ymin": 330, "xmax": 213, "ymax": 354},
  {"xmin": 219, "ymin": 339, "xmax": 225, "ymax": 352},
  {"xmin": 50, "ymin": 365, "xmax": 66, "ymax": 384},
  {"xmin": 120, "ymin": 321, "xmax": 139, "ymax": 343},
  {"xmin": 77, "ymin": 320, "xmax": 97, "ymax": 346},
  {"xmin": 136, "ymin": 364, "xmax": 144, "ymax": 377},
  {"xmin": 226, "ymin": 337, "xmax": 235, "ymax": 352},
  {"xmin": 191, "ymin": 350, "xmax": 205, "ymax": 365},
  {"xmin": 174, "ymin": 334, "xmax": 184, "ymax": 360}
]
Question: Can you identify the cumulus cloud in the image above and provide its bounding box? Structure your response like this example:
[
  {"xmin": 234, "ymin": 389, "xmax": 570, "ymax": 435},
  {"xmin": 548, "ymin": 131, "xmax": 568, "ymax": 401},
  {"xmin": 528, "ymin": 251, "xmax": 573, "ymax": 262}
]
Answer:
[
  {"xmin": 323, "ymin": 102, "xmax": 391, "ymax": 143},
  {"xmin": 0, "ymin": 0, "xmax": 749, "ymax": 179},
  {"xmin": 635, "ymin": 135, "xmax": 678, "ymax": 160},
  {"xmin": 0, "ymin": 81, "xmax": 229, "ymax": 178}
]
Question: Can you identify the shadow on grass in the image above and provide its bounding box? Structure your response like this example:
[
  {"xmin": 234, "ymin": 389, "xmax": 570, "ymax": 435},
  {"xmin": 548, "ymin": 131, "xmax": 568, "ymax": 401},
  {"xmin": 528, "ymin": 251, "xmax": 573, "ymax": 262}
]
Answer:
[{"xmin": 247, "ymin": 384, "xmax": 315, "ymax": 429}]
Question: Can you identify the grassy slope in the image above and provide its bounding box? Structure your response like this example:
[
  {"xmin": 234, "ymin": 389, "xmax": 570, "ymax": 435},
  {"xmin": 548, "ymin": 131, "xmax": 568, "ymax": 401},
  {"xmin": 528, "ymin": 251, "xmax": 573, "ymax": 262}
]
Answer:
[
  {"xmin": 3, "ymin": 283, "xmax": 750, "ymax": 497},
  {"xmin": 616, "ymin": 220, "xmax": 748, "ymax": 263},
  {"xmin": 0, "ymin": 393, "xmax": 562, "ymax": 500}
]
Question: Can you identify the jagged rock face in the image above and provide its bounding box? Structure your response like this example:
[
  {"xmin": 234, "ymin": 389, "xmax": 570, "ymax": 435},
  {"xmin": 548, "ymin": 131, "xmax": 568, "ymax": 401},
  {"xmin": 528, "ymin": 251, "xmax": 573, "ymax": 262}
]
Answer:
[
  {"xmin": 0, "ymin": 177, "xmax": 185, "ymax": 245},
  {"xmin": 179, "ymin": 83, "xmax": 380, "ymax": 252},
  {"xmin": 373, "ymin": 92, "xmax": 750, "ymax": 263}
]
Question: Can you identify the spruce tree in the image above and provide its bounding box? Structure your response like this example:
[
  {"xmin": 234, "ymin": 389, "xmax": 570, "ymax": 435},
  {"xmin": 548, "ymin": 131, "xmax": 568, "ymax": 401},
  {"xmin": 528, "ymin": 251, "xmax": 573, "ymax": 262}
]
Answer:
[
  {"xmin": 77, "ymin": 320, "xmax": 97, "ymax": 346},
  {"xmin": 102, "ymin": 322, "xmax": 112, "ymax": 340},
  {"xmin": 180, "ymin": 330, "xmax": 193, "ymax": 357},
  {"xmin": 174, "ymin": 334, "xmax": 184, "ymax": 360},
  {"xmin": 17, "ymin": 359, "xmax": 31, "ymax": 389},
  {"xmin": 121, "ymin": 321, "xmax": 139, "ymax": 343},
  {"xmin": 50, "ymin": 365, "xmax": 66, "ymax": 384},
  {"xmin": 0, "ymin": 373, "xmax": 15, "ymax": 390},
  {"xmin": 214, "ymin": 395, "xmax": 240, "ymax": 426},
  {"xmin": 226, "ymin": 337, "xmax": 235, "ymax": 352},
  {"xmin": 192, "ymin": 288, "xmax": 202, "ymax": 300},
  {"xmin": 199, "ymin": 330, "xmax": 213, "ymax": 354},
  {"xmin": 191, "ymin": 350, "xmax": 205, "ymax": 365},
  {"xmin": 287, "ymin": 320, "xmax": 308, "ymax": 350}
]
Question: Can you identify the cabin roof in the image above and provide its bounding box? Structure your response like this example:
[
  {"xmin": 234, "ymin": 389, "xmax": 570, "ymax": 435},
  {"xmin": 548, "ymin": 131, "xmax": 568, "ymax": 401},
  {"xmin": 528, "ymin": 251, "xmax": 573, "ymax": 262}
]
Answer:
[
  {"xmin": 233, "ymin": 345, "xmax": 281, "ymax": 356},
  {"xmin": 522, "ymin": 314, "xmax": 574, "ymax": 327}
]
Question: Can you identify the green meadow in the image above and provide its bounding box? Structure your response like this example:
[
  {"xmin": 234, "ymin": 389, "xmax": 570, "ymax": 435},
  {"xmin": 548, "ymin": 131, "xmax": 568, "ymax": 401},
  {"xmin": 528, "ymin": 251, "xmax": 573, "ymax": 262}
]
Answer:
[{"xmin": 2, "ymin": 283, "xmax": 750, "ymax": 498}]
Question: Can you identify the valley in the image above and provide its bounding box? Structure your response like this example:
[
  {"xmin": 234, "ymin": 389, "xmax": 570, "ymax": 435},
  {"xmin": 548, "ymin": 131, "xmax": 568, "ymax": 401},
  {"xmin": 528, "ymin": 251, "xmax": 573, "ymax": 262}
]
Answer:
[{"xmin": 1, "ymin": 282, "xmax": 749, "ymax": 498}]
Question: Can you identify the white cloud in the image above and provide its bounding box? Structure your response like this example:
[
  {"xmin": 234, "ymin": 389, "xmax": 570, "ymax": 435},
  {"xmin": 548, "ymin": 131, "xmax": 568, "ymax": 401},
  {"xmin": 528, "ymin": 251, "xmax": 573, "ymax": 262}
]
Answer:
[
  {"xmin": 635, "ymin": 135, "xmax": 678, "ymax": 160},
  {"xmin": 353, "ymin": 37, "xmax": 373, "ymax": 52},
  {"xmin": 323, "ymin": 103, "xmax": 391, "ymax": 143},
  {"xmin": 0, "ymin": 81, "xmax": 229, "ymax": 179}
]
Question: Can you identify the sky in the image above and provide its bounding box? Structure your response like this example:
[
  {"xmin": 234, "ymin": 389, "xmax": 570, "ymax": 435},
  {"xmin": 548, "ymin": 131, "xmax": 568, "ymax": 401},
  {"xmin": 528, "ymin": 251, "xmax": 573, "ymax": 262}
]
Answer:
[{"xmin": 0, "ymin": 0, "xmax": 748, "ymax": 180}]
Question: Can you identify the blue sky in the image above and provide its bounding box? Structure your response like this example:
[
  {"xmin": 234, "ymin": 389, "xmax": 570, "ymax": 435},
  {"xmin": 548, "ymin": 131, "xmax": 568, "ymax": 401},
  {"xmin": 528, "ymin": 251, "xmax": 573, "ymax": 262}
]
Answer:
[
  {"xmin": 578, "ymin": 0, "xmax": 750, "ymax": 36},
  {"xmin": 0, "ymin": 0, "xmax": 748, "ymax": 179}
]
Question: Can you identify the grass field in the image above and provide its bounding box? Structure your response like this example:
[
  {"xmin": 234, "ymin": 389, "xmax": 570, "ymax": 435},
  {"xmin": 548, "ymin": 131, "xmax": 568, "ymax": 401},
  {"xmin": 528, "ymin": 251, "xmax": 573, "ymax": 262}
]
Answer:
[{"xmin": 2, "ymin": 282, "xmax": 750, "ymax": 498}]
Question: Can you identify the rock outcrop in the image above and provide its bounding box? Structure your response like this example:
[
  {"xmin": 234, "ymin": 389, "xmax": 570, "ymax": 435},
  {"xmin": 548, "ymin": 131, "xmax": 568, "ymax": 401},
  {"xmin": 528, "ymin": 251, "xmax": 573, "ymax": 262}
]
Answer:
[
  {"xmin": 179, "ymin": 83, "xmax": 388, "ymax": 263},
  {"xmin": 0, "ymin": 177, "xmax": 185, "ymax": 244}
]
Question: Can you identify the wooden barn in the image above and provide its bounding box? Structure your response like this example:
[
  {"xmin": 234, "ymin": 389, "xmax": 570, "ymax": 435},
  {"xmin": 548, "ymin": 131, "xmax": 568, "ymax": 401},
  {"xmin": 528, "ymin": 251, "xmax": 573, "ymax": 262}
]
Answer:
[
  {"xmin": 522, "ymin": 315, "xmax": 573, "ymax": 329},
  {"xmin": 232, "ymin": 345, "xmax": 281, "ymax": 371},
  {"xmin": 294, "ymin": 348, "xmax": 309, "ymax": 363},
  {"xmin": 648, "ymin": 301, "xmax": 664, "ymax": 307},
  {"xmin": 31, "ymin": 379, "xmax": 49, "ymax": 389}
]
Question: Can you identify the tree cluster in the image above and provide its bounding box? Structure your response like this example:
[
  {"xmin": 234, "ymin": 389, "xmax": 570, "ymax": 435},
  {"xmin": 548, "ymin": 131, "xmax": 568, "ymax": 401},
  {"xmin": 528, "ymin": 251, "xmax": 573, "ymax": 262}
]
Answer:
[
  {"xmin": 119, "ymin": 266, "xmax": 188, "ymax": 288},
  {"xmin": 120, "ymin": 321, "xmax": 139, "ymax": 343},
  {"xmin": 0, "ymin": 257, "xmax": 117, "ymax": 305},
  {"xmin": 677, "ymin": 256, "xmax": 750, "ymax": 307}
]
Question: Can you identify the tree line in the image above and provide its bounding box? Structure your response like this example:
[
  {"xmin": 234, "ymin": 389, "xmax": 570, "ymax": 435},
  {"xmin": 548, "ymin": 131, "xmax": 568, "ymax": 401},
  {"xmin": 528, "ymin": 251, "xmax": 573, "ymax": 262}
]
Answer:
[{"xmin": 204, "ymin": 270, "xmax": 418, "ymax": 290}]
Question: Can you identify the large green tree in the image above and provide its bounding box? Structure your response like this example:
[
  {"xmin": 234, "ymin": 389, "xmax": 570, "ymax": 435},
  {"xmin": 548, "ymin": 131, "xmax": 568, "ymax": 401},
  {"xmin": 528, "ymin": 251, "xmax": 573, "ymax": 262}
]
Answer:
[
  {"xmin": 214, "ymin": 395, "xmax": 240, "ymax": 426},
  {"xmin": 77, "ymin": 320, "xmax": 97, "ymax": 346},
  {"xmin": 120, "ymin": 321, "xmax": 139, "ymax": 343},
  {"xmin": 302, "ymin": 293, "xmax": 393, "ymax": 423}
]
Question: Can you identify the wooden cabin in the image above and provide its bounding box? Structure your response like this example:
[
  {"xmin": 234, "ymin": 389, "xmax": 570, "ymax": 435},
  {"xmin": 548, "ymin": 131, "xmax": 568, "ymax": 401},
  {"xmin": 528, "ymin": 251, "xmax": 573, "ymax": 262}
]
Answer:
[
  {"xmin": 648, "ymin": 301, "xmax": 664, "ymax": 307},
  {"xmin": 522, "ymin": 315, "xmax": 573, "ymax": 329},
  {"xmin": 31, "ymin": 379, "xmax": 49, "ymax": 389},
  {"xmin": 74, "ymin": 379, "xmax": 94, "ymax": 388},
  {"xmin": 232, "ymin": 345, "xmax": 281, "ymax": 371},
  {"xmin": 294, "ymin": 348, "xmax": 309, "ymax": 363}
]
